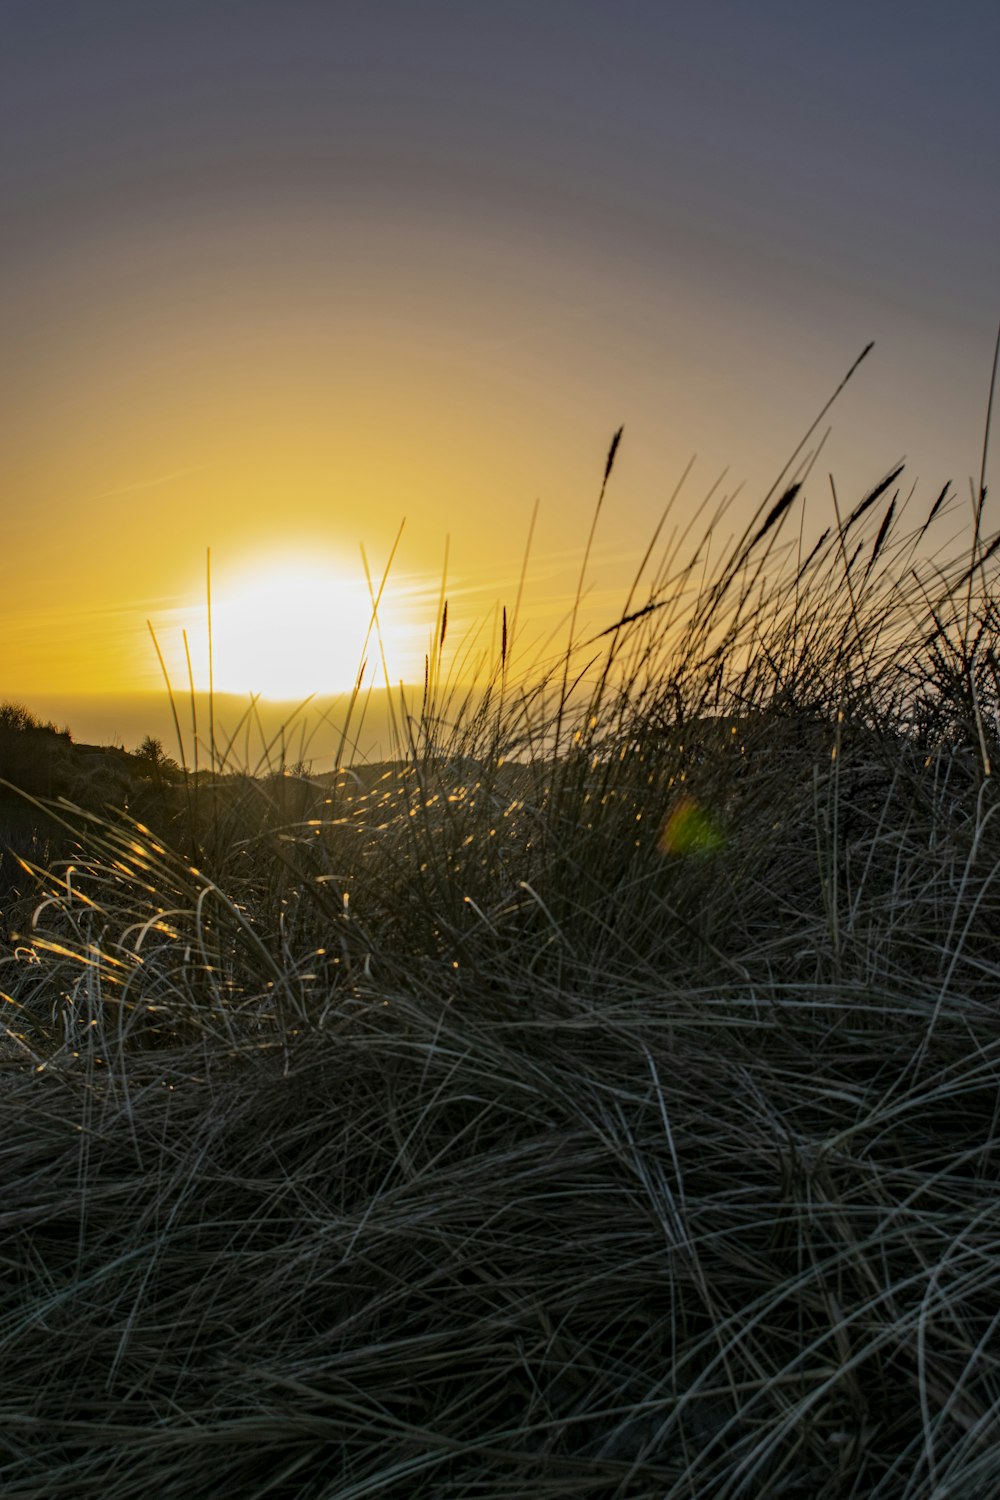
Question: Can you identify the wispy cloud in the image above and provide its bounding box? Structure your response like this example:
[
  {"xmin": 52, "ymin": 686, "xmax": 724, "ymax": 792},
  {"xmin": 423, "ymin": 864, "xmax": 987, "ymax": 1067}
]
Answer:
[{"xmin": 93, "ymin": 467, "xmax": 202, "ymax": 501}]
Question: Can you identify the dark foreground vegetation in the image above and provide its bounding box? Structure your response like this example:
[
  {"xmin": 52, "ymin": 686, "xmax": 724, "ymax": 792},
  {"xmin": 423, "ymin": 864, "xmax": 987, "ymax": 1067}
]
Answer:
[
  {"xmin": 0, "ymin": 709, "xmax": 183, "ymax": 914},
  {"xmin": 3, "ymin": 366, "xmax": 1000, "ymax": 1497}
]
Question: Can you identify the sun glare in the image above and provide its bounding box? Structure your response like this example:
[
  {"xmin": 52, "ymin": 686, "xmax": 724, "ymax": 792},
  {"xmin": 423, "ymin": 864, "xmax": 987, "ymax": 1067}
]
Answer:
[{"xmin": 208, "ymin": 562, "xmax": 376, "ymax": 700}]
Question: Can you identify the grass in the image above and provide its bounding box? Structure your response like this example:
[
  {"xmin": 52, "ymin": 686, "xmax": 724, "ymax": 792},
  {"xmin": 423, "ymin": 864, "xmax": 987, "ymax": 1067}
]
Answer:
[{"xmin": 3, "ymin": 342, "xmax": 1000, "ymax": 1497}]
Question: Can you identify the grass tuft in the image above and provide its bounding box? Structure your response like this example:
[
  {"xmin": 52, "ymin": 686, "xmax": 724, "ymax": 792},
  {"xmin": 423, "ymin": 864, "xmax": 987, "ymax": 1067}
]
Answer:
[{"xmin": 3, "ymin": 354, "xmax": 1000, "ymax": 1497}]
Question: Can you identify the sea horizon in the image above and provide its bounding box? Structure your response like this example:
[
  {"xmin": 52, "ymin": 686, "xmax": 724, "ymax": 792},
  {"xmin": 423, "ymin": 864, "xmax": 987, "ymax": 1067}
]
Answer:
[{"xmin": 4, "ymin": 688, "xmax": 404, "ymax": 774}]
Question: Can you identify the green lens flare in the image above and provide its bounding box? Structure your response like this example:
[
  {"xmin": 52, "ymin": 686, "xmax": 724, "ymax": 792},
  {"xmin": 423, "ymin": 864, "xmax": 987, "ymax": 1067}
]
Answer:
[{"xmin": 658, "ymin": 796, "xmax": 724, "ymax": 855}]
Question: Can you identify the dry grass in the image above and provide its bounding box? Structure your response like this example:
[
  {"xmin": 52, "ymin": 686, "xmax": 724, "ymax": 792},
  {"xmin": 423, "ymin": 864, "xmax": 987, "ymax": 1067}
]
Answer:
[{"xmin": 3, "ymin": 360, "xmax": 1000, "ymax": 1496}]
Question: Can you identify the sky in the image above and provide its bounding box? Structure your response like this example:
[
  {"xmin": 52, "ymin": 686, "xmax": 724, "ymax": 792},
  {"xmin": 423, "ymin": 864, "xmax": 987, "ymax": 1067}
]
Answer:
[{"xmin": 2, "ymin": 0, "xmax": 997, "ymax": 762}]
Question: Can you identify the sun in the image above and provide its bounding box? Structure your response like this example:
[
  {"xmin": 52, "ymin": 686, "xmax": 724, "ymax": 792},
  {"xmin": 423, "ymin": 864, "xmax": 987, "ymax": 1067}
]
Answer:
[{"xmin": 208, "ymin": 560, "xmax": 376, "ymax": 700}]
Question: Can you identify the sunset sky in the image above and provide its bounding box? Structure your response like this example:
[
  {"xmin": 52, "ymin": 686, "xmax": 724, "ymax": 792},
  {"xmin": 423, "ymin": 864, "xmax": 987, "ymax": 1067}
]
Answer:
[{"xmin": 3, "ymin": 1, "xmax": 997, "ymax": 761}]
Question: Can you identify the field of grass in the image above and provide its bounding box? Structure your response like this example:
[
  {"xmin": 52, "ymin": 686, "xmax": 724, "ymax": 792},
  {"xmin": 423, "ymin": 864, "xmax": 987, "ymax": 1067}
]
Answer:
[{"xmin": 3, "ymin": 356, "xmax": 1000, "ymax": 1497}]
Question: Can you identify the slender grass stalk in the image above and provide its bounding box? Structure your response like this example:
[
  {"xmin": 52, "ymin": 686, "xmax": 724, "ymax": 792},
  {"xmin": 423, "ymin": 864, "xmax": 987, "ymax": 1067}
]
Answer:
[{"xmin": 206, "ymin": 547, "xmax": 216, "ymax": 775}]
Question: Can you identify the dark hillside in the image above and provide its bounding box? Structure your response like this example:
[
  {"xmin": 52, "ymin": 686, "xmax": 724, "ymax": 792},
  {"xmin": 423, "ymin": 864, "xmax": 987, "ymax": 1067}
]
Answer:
[{"xmin": 0, "ymin": 706, "xmax": 183, "ymax": 922}]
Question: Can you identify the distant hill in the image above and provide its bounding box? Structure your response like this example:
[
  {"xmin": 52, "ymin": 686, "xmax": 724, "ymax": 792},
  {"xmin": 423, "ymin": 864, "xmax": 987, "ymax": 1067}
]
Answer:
[{"xmin": 0, "ymin": 702, "xmax": 183, "ymax": 917}]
